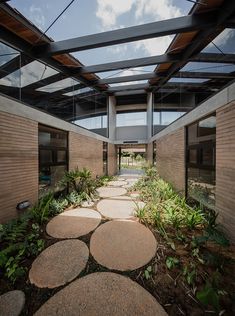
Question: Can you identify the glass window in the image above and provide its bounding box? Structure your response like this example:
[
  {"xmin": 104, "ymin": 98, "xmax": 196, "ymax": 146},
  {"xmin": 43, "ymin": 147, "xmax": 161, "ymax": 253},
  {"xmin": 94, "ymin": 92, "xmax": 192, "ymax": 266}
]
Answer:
[
  {"xmin": 186, "ymin": 114, "xmax": 216, "ymax": 210},
  {"xmin": 39, "ymin": 125, "xmax": 68, "ymax": 196},
  {"xmin": 0, "ymin": 42, "xmax": 19, "ymax": 67},
  {"xmin": 116, "ymin": 112, "xmax": 146, "ymax": 127}
]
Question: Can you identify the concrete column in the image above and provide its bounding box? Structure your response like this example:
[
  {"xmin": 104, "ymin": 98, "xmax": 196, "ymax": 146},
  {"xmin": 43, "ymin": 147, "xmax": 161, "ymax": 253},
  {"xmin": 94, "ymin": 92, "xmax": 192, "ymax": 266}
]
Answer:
[
  {"xmin": 108, "ymin": 96, "xmax": 116, "ymax": 141},
  {"xmin": 147, "ymin": 92, "xmax": 153, "ymax": 140}
]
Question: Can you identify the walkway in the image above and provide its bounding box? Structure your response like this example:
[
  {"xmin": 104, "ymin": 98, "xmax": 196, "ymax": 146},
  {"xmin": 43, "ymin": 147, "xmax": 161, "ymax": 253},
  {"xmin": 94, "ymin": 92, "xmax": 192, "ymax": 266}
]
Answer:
[{"xmin": 1, "ymin": 173, "xmax": 167, "ymax": 316}]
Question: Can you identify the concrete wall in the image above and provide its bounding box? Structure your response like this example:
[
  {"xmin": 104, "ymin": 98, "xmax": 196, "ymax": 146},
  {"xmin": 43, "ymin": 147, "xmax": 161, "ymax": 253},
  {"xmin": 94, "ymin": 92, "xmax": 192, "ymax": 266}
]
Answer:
[
  {"xmin": 0, "ymin": 111, "xmax": 38, "ymax": 223},
  {"xmin": 155, "ymin": 127, "xmax": 185, "ymax": 194},
  {"xmin": 216, "ymin": 102, "xmax": 235, "ymax": 243},
  {"xmin": 108, "ymin": 143, "xmax": 117, "ymax": 175}
]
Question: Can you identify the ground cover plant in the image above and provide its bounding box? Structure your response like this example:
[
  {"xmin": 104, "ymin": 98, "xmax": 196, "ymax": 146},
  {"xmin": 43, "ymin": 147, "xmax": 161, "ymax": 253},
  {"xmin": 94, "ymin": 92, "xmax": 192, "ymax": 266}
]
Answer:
[{"xmin": 131, "ymin": 166, "xmax": 235, "ymax": 315}]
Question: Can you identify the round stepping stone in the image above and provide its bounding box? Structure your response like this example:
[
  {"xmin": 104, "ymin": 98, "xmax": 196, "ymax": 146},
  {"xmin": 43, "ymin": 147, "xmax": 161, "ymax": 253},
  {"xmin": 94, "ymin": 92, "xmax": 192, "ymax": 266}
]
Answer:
[
  {"xmin": 110, "ymin": 196, "xmax": 133, "ymax": 200},
  {"xmin": 97, "ymin": 186, "xmax": 127, "ymax": 198},
  {"xmin": 34, "ymin": 272, "xmax": 167, "ymax": 316},
  {"xmin": 117, "ymin": 177, "xmax": 125, "ymax": 181},
  {"xmin": 0, "ymin": 290, "xmax": 25, "ymax": 316},
  {"xmin": 108, "ymin": 180, "xmax": 127, "ymax": 187},
  {"xmin": 81, "ymin": 200, "xmax": 95, "ymax": 207},
  {"xmin": 122, "ymin": 183, "xmax": 134, "ymax": 188},
  {"xmin": 130, "ymin": 193, "xmax": 140, "ymax": 198},
  {"xmin": 29, "ymin": 239, "xmax": 89, "ymax": 288},
  {"xmin": 46, "ymin": 208, "xmax": 101, "ymax": 238},
  {"xmin": 90, "ymin": 220, "xmax": 157, "ymax": 271},
  {"xmin": 97, "ymin": 198, "xmax": 145, "ymax": 219}
]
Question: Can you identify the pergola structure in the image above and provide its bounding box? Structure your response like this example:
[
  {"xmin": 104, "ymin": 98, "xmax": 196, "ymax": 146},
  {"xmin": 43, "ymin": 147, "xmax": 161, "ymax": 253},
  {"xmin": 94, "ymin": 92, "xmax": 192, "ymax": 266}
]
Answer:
[{"xmin": 0, "ymin": 0, "xmax": 235, "ymax": 122}]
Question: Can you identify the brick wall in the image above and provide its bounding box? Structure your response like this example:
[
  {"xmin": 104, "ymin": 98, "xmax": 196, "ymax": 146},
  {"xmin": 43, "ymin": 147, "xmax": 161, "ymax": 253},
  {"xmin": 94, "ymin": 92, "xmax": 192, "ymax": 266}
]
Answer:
[
  {"xmin": 69, "ymin": 132, "xmax": 104, "ymax": 177},
  {"xmin": 216, "ymin": 102, "xmax": 235, "ymax": 243},
  {"xmin": 156, "ymin": 127, "xmax": 185, "ymax": 194},
  {"xmin": 0, "ymin": 111, "xmax": 38, "ymax": 223},
  {"xmin": 108, "ymin": 143, "xmax": 117, "ymax": 175}
]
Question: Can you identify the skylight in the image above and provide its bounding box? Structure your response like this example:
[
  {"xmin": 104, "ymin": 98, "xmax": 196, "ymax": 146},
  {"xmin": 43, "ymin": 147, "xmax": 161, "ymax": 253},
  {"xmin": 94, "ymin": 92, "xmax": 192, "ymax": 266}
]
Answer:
[
  {"xmin": 36, "ymin": 78, "xmax": 79, "ymax": 93},
  {"xmin": 63, "ymin": 87, "xmax": 92, "ymax": 97},
  {"xmin": 0, "ymin": 61, "xmax": 58, "ymax": 87},
  {"xmin": 0, "ymin": 42, "xmax": 19, "ymax": 67}
]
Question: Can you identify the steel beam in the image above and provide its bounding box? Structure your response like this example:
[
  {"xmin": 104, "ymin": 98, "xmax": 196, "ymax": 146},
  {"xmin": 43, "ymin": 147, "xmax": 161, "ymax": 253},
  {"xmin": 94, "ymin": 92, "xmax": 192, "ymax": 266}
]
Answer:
[
  {"xmin": 108, "ymin": 83, "xmax": 149, "ymax": 92},
  {"xmin": 33, "ymin": 13, "xmax": 216, "ymax": 56}
]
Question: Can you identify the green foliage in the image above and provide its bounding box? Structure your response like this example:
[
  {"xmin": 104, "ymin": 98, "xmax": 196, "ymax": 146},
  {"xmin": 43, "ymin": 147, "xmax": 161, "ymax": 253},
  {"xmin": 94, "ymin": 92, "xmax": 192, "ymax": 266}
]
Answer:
[
  {"xmin": 50, "ymin": 197, "xmax": 68, "ymax": 215},
  {"xmin": 144, "ymin": 266, "xmax": 152, "ymax": 280},
  {"xmin": 183, "ymin": 264, "xmax": 197, "ymax": 286},
  {"xmin": 66, "ymin": 191, "xmax": 82, "ymax": 206},
  {"xmin": 0, "ymin": 216, "xmax": 45, "ymax": 283},
  {"xmin": 30, "ymin": 192, "xmax": 54, "ymax": 224},
  {"xmin": 166, "ymin": 256, "xmax": 179, "ymax": 269},
  {"xmin": 60, "ymin": 167, "xmax": 98, "ymax": 198},
  {"xmin": 59, "ymin": 168, "xmax": 81, "ymax": 191},
  {"xmin": 196, "ymin": 273, "xmax": 226, "ymax": 312},
  {"xmin": 134, "ymin": 203, "xmax": 146, "ymax": 222},
  {"xmin": 95, "ymin": 175, "xmax": 114, "ymax": 187}
]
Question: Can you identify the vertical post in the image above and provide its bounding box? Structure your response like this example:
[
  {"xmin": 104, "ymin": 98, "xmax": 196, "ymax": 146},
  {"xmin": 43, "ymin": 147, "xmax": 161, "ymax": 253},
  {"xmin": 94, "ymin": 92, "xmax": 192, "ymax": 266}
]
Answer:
[
  {"xmin": 118, "ymin": 147, "xmax": 121, "ymax": 172},
  {"xmin": 147, "ymin": 92, "xmax": 153, "ymax": 140},
  {"xmin": 108, "ymin": 95, "xmax": 116, "ymax": 141}
]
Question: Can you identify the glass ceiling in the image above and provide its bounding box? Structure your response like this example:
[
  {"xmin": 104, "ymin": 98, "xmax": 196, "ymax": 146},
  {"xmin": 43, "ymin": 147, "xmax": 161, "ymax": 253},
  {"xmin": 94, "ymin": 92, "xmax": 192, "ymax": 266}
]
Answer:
[
  {"xmin": 0, "ymin": 60, "xmax": 58, "ymax": 88},
  {"xmin": 181, "ymin": 62, "xmax": 235, "ymax": 73},
  {"xmin": 36, "ymin": 77, "xmax": 80, "ymax": 93},
  {"xmin": 168, "ymin": 78, "xmax": 208, "ymax": 83},
  {"xmin": 63, "ymin": 87, "xmax": 92, "ymax": 97},
  {"xmin": 203, "ymin": 28, "xmax": 235, "ymax": 54},
  {"xmin": 0, "ymin": 42, "xmax": 19, "ymax": 67}
]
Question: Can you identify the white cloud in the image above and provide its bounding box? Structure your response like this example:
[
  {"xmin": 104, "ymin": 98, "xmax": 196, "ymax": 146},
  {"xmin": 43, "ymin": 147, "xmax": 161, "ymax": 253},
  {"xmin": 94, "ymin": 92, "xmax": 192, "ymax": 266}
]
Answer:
[
  {"xmin": 96, "ymin": 0, "xmax": 135, "ymax": 29},
  {"xmin": 96, "ymin": 0, "xmax": 182, "ymax": 57},
  {"xmin": 29, "ymin": 5, "xmax": 46, "ymax": 30},
  {"xmin": 135, "ymin": 0, "xmax": 182, "ymax": 20}
]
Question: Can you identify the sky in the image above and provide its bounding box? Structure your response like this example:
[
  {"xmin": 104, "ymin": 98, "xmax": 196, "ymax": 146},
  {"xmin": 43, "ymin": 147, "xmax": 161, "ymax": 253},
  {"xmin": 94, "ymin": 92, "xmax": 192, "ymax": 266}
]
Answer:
[{"xmin": 1, "ymin": 0, "xmax": 235, "ymax": 88}]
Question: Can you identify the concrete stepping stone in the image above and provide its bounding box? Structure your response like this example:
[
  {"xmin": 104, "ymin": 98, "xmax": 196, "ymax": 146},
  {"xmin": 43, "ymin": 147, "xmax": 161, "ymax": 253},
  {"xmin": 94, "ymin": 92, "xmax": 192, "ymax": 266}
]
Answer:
[
  {"xmin": 90, "ymin": 220, "xmax": 157, "ymax": 271},
  {"xmin": 97, "ymin": 198, "xmax": 145, "ymax": 219},
  {"xmin": 108, "ymin": 180, "xmax": 127, "ymax": 187},
  {"xmin": 46, "ymin": 208, "xmax": 101, "ymax": 239},
  {"xmin": 97, "ymin": 186, "xmax": 127, "ymax": 198},
  {"xmin": 29, "ymin": 239, "xmax": 89, "ymax": 288},
  {"xmin": 123, "ymin": 183, "xmax": 134, "ymax": 188},
  {"xmin": 34, "ymin": 272, "xmax": 167, "ymax": 316},
  {"xmin": 0, "ymin": 290, "xmax": 25, "ymax": 316}
]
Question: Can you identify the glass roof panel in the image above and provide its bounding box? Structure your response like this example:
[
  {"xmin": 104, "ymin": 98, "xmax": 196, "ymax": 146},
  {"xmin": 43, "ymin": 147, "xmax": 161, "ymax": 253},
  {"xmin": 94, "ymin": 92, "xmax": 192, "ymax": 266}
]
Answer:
[
  {"xmin": 0, "ymin": 42, "xmax": 19, "ymax": 67},
  {"xmin": 97, "ymin": 66, "xmax": 155, "ymax": 79},
  {"xmin": 109, "ymin": 80, "xmax": 148, "ymax": 87},
  {"xmin": 63, "ymin": 87, "xmax": 92, "ymax": 96},
  {"xmin": 36, "ymin": 77, "xmax": 79, "ymax": 93},
  {"xmin": 181, "ymin": 62, "xmax": 235, "ymax": 73},
  {"xmin": 169, "ymin": 78, "xmax": 208, "ymax": 83},
  {"xmin": 9, "ymin": 1, "xmax": 193, "ymax": 40},
  {"xmin": 203, "ymin": 28, "xmax": 235, "ymax": 54},
  {"xmin": 0, "ymin": 61, "xmax": 58, "ymax": 87}
]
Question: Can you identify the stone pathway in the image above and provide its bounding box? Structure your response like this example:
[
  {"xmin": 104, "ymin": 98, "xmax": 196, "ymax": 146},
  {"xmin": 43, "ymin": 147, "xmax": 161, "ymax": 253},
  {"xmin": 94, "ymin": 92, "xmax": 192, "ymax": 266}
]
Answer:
[
  {"xmin": 97, "ymin": 198, "xmax": 145, "ymax": 219},
  {"xmin": 0, "ymin": 290, "xmax": 25, "ymax": 316},
  {"xmin": 46, "ymin": 208, "xmax": 101, "ymax": 238},
  {"xmin": 90, "ymin": 220, "xmax": 157, "ymax": 271},
  {"xmin": 34, "ymin": 272, "xmax": 167, "ymax": 316},
  {"xmin": 29, "ymin": 239, "xmax": 89, "ymax": 288},
  {"xmin": 0, "ymin": 173, "xmax": 167, "ymax": 315}
]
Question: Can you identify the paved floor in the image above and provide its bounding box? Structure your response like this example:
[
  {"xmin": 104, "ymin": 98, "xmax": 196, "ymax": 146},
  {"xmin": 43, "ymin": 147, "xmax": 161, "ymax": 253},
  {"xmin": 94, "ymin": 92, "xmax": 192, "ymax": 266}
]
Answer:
[{"xmin": 2, "ymin": 172, "xmax": 168, "ymax": 315}]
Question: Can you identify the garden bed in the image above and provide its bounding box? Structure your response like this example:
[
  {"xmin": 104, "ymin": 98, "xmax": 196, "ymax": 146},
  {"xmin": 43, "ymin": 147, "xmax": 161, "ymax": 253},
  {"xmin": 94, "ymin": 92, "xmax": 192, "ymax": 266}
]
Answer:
[{"xmin": 0, "ymin": 167, "xmax": 234, "ymax": 315}]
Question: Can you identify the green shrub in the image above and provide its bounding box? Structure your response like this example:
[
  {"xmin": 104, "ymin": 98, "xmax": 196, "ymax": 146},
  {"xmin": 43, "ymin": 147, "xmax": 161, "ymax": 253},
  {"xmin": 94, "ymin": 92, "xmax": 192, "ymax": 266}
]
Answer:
[
  {"xmin": 30, "ymin": 192, "xmax": 54, "ymax": 224},
  {"xmin": 50, "ymin": 197, "xmax": 68, "ymax": 215}
]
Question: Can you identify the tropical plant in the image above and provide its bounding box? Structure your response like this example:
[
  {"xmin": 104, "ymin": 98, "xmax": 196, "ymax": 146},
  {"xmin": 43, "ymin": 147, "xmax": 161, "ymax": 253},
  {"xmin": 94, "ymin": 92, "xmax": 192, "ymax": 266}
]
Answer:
[
  {"xmin": 30, "ymin": 192, "xmax": 54, "ymax": 224},
  {"xmin": 50, "ymin": 197, "xmax": 68, "ymax": 215}
]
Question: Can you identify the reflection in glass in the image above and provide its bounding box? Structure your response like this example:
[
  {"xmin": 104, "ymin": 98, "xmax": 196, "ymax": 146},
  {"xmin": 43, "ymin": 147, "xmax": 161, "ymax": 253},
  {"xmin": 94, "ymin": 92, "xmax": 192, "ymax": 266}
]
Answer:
[
  {"xmin": 187, "ymin": 114, "xmax": 216, "ymax": 210},
  {"xmin": 0, "ymin": 42, "xmax": 19, "ymax": 67},
  {"xmin": 39, "ymin": 125, "xmax": 68, "ymax": 196},
  {"xmin": 0, "ymin": 61, "xmax": 58, "ymax": 88},
  {"xmin": 37, "ymin": 77, "xmax": 78, "ymax": 93},
  {"xmin": 116, "ymin": 111, "xmax": 146, "ymax": 127}
]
